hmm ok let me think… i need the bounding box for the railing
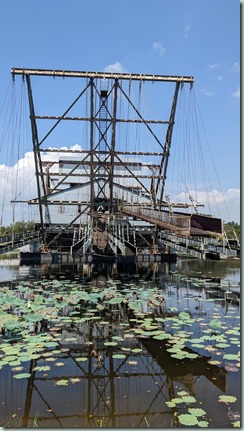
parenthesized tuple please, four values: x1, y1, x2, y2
(0, 231, 39, 255)
(160, 231, 238, 259)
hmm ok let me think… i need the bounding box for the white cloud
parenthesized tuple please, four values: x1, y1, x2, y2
(231, 62, 240, 73)
(152, 42, 166, 57)
(201, 88, 215, 97)
(104, 62, 126, 73)
(232, 87, 240, 98)
(208, 63, 219, 70)
(0, 145, 83, 226)
(184, 13, 191, 39)
(1, 149, 240, 226)
(176, 188, 240, 223)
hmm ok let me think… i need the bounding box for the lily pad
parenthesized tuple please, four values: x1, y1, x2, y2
(112, 354, 126, 359)
(104, 341, 118, 346)
(188, 408, 207, 417)
(13, 372, 32, 379)
(55, 379, 69, 386)
(178, 414, 198, 426)
(218, 395, 237, 404)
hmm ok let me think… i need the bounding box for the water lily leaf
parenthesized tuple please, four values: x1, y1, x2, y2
(33, 365, 51, 372)
(104, 341, 118, 346)
(153, 333, 171, 340)
(170, 352, 187, 360)
(215, 343, 230, 349)
(70, 377, 81, 384)
(76, 357, 88, 362)
(4, 355, 18, 363)
(181, 395, 197, 403)
(179, 311, 191, 321)
(34, 295, 43, 306)
(55, 379, 69, 386)
(107, 297, 123, 304)
(25, 313, 43, 323)
(171, 397, 184, 404)
(178, 414, 198, 426)
(131, 348, 143, 353)
(185, 353, 199, 359)
(167, 347, 181, 353)
(18, 356, 31, 363)
(9, 360, 22, 367)
(191, 343, 205, 349)
(209, 319, 222, 329)
(128, 301, 141, 312)
(198, 420, 209, 427)
(112, 354, 126, 359)
(165, 401, 176, 408)
(13, 372, 32, 379)
(78, 291, 91, 301)
(188, 408, 207, 417)
(223, 354, 239, 361)
(218, 395, 237, 404)
(45, 341, 58, 348)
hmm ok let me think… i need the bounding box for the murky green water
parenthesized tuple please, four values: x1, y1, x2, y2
(0, 258, 240, 428)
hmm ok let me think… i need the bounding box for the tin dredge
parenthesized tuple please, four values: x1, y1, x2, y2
(8, 68, 234, 264)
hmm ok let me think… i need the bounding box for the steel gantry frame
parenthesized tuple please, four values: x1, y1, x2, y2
(11, 68, 195, 254)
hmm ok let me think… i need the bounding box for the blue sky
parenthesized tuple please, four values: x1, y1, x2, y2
(0, 0, 240, 224)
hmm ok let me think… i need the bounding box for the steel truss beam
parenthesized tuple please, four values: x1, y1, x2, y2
(12, 67, 194, 84)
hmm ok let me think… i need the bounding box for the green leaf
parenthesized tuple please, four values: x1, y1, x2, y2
(178, 414, 198, 426)
(128, 301, 141, 312)
(165, 401, 176, 408)
(179, 311, 191, 321)
(185, 353, 199, 359)
(107, 297, 123, 304)
(171, 397, 184, 404)
(223, 354, 239, 361)
(25, 313, 43, 322)
(181, 395, 197, 403)
(104, 341, 118, 346)
(34, 295, 43, 306)
(13, 372, 32, 379)
(218, 395, 237, 404)
(33, 365, 51, 372)
(112, 354, 126, 359)
(55, 379, 69, 386)
(188, 408, 207, 417)
(209, 319, 221, 329)
(78, 291, 91, 301)
(131, 348, 143, 353)
(198, 420, 209, 427)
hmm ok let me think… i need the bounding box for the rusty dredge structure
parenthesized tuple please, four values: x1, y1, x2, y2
(11, 68, 223, 264)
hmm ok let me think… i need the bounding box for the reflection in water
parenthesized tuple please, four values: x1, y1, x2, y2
(0, 259, 240, 428)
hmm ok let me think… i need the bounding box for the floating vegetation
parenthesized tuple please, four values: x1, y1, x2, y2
(0, 266, 240, 428)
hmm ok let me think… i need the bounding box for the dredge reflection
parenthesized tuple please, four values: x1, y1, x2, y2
(0, 260, 238, 428)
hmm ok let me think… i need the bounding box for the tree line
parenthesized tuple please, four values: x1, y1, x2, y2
(0, 220, 240, 241)
(0, 221, 35, 237)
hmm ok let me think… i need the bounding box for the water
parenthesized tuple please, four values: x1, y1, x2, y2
(0, 258, 240, 428)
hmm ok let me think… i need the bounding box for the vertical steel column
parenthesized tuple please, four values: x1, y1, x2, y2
(89, 78, 95, 210)
(26, 74, 47, 246)
(109, 79, 118, 213)
(156, 81, 181, 207)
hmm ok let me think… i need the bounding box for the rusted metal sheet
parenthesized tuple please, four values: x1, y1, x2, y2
(190, 214, 222, 235)
(122, 206, 222, 237)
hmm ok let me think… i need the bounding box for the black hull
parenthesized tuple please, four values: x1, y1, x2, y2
(19, 251, 177, 266)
